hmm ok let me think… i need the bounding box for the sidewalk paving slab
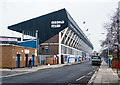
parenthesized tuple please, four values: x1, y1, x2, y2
(112, 68, 120, 78)
(88, 60, 120, 85)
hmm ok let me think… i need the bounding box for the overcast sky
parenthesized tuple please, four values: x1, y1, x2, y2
(0, 0, 119, 52)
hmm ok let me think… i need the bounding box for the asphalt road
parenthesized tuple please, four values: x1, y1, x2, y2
(1, 61, 99, 85)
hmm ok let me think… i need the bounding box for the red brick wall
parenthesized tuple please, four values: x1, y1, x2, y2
(39, 33, 59, 55)
(111, 59, 120, 69)
(39, 45, 59, 55)
(1, 45, 38, 68)
(46, 56, 57, 65)
(44, 34, 59, 43)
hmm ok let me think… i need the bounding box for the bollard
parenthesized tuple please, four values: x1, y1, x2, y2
(116, 63, 119, 74)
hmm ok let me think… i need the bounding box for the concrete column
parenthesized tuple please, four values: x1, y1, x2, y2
(21, 31, 24, 42)
(59, 32, 61, 64)
(36, 30, 38, 49)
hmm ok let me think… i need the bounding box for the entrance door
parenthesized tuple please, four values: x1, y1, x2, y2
(25, 54, 28, 67)
(32, 55, 34, 66)
(57, 57, 59, 64)
(61, 55, 64, 64)
(68, 57, 69, 63)
(16, 54, 20, 68)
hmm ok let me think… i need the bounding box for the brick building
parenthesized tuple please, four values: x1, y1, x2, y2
(0, 45, 37, 68)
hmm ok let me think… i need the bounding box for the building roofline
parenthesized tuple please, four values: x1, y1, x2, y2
(8, 8, 66, 33)
(0, 36, 20, 39)
(0, 44, 36, 49)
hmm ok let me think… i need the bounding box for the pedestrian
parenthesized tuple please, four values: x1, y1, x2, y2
(28, 59, 32, 68)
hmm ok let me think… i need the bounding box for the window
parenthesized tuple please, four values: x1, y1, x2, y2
(45, 47, 49, 54)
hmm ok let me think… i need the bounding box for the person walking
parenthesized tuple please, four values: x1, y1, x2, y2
(28, 59, 32, 68)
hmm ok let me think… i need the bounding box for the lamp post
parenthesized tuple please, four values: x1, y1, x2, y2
(36, 30, 39, 65)
(108, 40, 110, 67)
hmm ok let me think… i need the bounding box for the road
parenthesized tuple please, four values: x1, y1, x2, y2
(2, 61, 99, 85)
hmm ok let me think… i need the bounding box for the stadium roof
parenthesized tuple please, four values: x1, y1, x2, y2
(8, 8, 93, 49)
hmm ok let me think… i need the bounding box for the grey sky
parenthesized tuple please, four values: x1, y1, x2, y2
(0, 0, 119, 52)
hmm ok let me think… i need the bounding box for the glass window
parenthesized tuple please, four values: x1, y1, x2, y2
(45, 48, 48, 54)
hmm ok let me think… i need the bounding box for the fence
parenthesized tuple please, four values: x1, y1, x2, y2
(38, 55, 46, 65)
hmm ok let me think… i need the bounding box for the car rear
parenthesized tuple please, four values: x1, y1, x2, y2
(92, 56, 101, 65)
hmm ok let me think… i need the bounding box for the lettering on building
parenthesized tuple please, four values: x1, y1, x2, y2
(51, 20, 64, 28)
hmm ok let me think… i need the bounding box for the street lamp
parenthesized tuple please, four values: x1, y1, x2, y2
(108, 40, 110, 67)
(36, 30, 39, 65)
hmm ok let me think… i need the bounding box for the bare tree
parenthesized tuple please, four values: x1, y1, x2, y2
(101, 9, 120, 59)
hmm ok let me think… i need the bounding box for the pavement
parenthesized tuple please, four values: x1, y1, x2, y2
(0, 61, 84, 78)
(88, 60, 120, 85)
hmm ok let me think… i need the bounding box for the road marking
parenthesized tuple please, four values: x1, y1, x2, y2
(68, 83, 71, 85)
(87, 72, 92, 75)
(76, 75, 85, 81)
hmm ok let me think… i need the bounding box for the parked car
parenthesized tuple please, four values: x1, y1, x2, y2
(91, 56, 101, 65)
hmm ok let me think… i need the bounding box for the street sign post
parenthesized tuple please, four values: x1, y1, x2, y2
(116, 63, 119, 74)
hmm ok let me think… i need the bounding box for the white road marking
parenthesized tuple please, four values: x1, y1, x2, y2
(68, 83, 71, 85)
(76, 75, 85, 81)
(87, 72, 92, 75)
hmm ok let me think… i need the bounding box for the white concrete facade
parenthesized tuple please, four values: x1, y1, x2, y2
(59, 28, 93, 64)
